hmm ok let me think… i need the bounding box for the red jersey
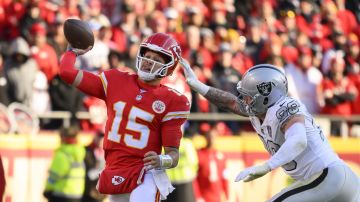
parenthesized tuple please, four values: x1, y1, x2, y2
(99, 70, 190, 167)
(99, 70, 190, 194)
(59, 52, 190, 194)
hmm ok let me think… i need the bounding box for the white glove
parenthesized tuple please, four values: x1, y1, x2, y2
(179, 59, 198, 84)
(67, 45, 92, 56)
(179, 58, 209, 95)
(235, 163, 271, 182)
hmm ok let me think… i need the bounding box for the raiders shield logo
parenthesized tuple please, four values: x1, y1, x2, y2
(257, 82, 272, 96)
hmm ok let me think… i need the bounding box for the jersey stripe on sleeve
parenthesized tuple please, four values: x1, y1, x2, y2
(100, 72, 108, 96)
(162, 111, 190, 122)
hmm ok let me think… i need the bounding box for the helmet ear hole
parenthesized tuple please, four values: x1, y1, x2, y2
(158, 68, 168, 77)
(263, 97, 269, 105)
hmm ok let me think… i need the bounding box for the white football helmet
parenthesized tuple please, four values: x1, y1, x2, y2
(236, 64, 288, 116)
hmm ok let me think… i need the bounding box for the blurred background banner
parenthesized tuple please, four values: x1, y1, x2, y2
(1, 134, 358, 202)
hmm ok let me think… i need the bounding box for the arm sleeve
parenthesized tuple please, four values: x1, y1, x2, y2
(267, 122, 307, 170)
(161, 118, 187, 148)
(59, 51, 105, 99)
(59, 51, 79, 84)
(161, 94, 190, 147)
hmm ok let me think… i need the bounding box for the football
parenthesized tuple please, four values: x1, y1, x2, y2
(63, 19, 94, 50)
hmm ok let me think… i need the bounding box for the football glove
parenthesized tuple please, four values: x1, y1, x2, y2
(179, 58, 198, 85)
(179, 58, 210, 95)
(235, 163, 271, 182)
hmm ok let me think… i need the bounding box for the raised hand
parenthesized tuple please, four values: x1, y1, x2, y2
(179, 58, 198, 84)
(178, 58, 209, 95)
(67, 44, 93, 56)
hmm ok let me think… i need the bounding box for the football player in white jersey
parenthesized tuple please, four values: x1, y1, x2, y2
(180, 60, 360, 202)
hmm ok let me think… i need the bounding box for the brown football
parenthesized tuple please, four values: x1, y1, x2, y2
(63, 19, 94, 50)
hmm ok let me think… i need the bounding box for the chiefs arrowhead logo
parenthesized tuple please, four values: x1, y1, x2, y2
(112, 176, 125, 185)
(152, 100, 166, 114)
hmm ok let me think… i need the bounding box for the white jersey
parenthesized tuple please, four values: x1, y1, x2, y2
(249, 96, 341, 180)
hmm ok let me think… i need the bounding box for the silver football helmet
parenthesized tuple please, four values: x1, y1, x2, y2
(236, 64, 288, 116)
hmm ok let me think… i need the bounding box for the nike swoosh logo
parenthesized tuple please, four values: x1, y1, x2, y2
(279, 101, 286, 107)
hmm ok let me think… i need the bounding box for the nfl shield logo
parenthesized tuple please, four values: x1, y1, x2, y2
(257, 82, 272, 96)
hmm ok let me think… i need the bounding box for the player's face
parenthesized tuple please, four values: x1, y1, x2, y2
(140, 50, 166, 73)
(242, 94, 253, 105)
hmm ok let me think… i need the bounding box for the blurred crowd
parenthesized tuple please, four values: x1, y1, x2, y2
(0, 0, 359, 136)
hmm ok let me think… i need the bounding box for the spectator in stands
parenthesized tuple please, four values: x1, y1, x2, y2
(257, 0, 281, 33)
(286, 47, 323, 114)
(295, 0, 322, 39)
(44, 126, 86, 202)
(244, 17, 265, 64)
(193, 123, 228, 202)
(30, 68, 51, 115)
(345, 0, 360, 22)
(110, 3, 136, 53)
(321, 0, 357, 36)
(81, 95, 106, 132)
(278, 8, 298, 46)
(164, 7, 186, 48)
(183, 25, 211, 114)
(48, 74, 84, 129)
(108, 50, 134, 73)
(122, 34, 140, 71)
(186, 5, 206, 27)
(0, 0, 27, 41)
(344, 33, 360, 75)
(320, 56, 357, 136)
(82, 130, 106, 202)
(29, 22, 59, 82)
(18, 2, 43, 43)
(47, 18, 68, 60)
(199, 28, 216, 66)
(230, 32, 253, 75)
(209, 42, 242, 134)
(4, 37, 38, 106)
(260, 33, 284, 64)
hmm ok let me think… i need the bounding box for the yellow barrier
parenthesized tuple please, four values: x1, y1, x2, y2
(0, 133, 359, 202)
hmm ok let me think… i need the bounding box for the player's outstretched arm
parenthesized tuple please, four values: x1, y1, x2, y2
(59, 49, 105, 99)
(235, 115, 307, 183)
(180, 58, 247, 116)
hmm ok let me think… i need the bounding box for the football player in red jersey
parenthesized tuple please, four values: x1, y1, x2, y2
(59, 33, 191, 202)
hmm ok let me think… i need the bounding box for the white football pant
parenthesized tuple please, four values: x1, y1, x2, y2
(268, 162, 360, 202)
